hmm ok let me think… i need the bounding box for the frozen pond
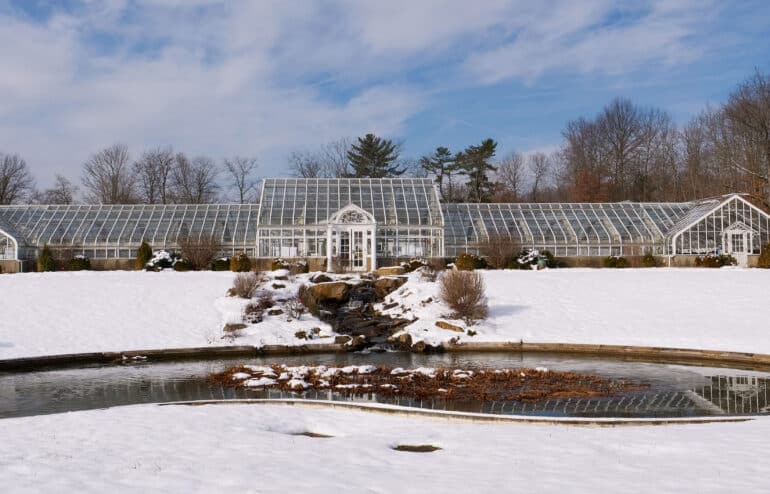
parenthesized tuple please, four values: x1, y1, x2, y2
(2, 352, 769, 419)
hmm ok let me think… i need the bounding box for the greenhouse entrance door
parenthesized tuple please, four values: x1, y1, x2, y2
(723, 226, 751, 267)
(326, 204, 377, 273)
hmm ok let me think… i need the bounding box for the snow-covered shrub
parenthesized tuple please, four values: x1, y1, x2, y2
(145, 250, 180, 271)
(603, 256, 629, 268)
(232, 272, 260, 299)
(134, 241, 153, 270)
(173, 259, 193, 271)
(758, 243, 770, 268)
(211, 257, 230, 271)
(271, 258, 309, 274)
(229, 252, 251, 272)
(641, 252, 658, 268)
(439, 270, 488, 325)
(401, 258, 428, 272)
(510, 249, 556, 269)
(695, 254, 736, 268)
(454, 252, 487, 271)
(67, 255, 91, 271)
(36, 244, 56, 272)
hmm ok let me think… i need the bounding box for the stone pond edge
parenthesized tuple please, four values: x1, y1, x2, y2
(3, 341, 770, 372)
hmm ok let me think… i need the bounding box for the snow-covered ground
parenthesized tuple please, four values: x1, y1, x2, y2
(2, 268, 769, 360)
(1, 402, 768, 493)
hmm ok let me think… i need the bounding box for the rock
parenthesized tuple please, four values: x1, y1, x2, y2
(411, 340, 427, 352)
(267, 308, 284, 316)
(334, 335, 352, 344)
(223, 323, 247, 333)
(435, 320, 464, 332)
(381, 301, 399, 311)
(271, 283, 286, 289)
(373, 276, 408, 300)
(350, 335, 367, 346)
(306, 281, 351, 304)
(310, 273, 333, 283)
(375, 266, 406, 276)
(226, 288, 237, 297)
(274, 275, 289, 281)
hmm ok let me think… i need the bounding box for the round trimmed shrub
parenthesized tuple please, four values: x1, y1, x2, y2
(230, 252, 252, 272)
(454, 253, 486, 271)
(173, 259, 193, 272)
(67, 255, 91, 271)
(211, 257, 231, 271)
(603, 256, 629, 268)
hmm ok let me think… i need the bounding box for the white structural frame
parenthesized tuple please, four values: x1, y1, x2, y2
(0, 226, 19, 261)
(325, 203, 377, 272)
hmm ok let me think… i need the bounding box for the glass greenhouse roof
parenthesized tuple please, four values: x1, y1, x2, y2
(0, 203, 258, 248)
(257, 178, 443, 228)
(442, 201, 694, 248)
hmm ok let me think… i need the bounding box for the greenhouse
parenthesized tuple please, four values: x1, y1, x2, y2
(0, 178, 768, 272)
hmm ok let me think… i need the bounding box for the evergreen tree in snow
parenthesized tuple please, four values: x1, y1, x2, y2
(456, 138, 498, 203)
(420, 146, 458, 201)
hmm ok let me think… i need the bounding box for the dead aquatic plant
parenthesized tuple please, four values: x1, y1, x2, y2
(209, 365, 647, 403)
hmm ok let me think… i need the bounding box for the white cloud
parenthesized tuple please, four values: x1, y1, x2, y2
(0, 0, 727, 188)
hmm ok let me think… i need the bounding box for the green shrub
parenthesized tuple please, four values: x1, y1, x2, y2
(694, 254, 736, 268)
(230, 252, 252, 272)
(173, 259, 193, 271)
(758, 243, 770, 268)
(135, 241, 153, 270)
(211, 257, 231, 271)
(67, 255, 91, 271)
(603, 256, 629, 268)
(37, 244, 56, 272)
(453, 253, 487, 271)
(509, 249, 558, 269)
(641, 252, 658, 268)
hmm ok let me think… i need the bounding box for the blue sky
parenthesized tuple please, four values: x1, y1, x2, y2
(1, 0, 769, 188)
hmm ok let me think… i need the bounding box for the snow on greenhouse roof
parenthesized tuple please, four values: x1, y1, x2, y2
(256, 178, 443, 227)
(0, 203, 259, 248)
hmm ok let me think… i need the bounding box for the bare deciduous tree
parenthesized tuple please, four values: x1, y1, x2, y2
(494, 151, 525, 202)
(177, 233, 221, 270)
(289, 138, 352, 178)
(42, 175, 78, 204)
(528, 152, 550, 201)
(724, 71, 770, 205)
(0, 153, 35, 204)
(133, 147, 175, 204)
(170, 153, 220, 204)
(223, 156, 259, 203)
(81, 144, 136, 204)
(478, 235, 520, 269)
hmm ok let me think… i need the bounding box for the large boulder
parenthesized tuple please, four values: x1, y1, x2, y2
(375, 266, 405, 277)
(299, 281, 352, 315)
(373, 276, 408, 300)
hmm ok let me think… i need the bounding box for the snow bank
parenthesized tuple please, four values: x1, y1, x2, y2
(2, 268, 770, 359)
(1, 403, 768, 493)
(0, 271, 235, 359)
(382, 268, 770, 355)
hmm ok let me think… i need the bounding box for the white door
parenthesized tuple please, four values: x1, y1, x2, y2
(350, 228, 366, 271)
(726, 231, 748, 267)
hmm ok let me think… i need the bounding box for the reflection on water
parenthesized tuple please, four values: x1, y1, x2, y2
(1, 352, 769, 419)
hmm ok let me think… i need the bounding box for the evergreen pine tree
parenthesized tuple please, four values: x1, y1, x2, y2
(419, 146, 457, 201)
(346, 133, 403, 178)
(457, 139, 498, 203)
(37, 244, 56, 272)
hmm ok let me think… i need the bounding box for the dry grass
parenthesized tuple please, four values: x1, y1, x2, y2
(232, 272, 261, 299)
(439, 270, 488, 324)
